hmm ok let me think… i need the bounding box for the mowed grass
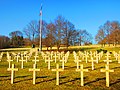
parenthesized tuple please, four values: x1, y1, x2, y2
(0, 46, 120, 90)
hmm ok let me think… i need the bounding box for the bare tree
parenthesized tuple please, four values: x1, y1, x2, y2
(77, 29, 92, 45)
(103, 21, 112, 46)
(23, 20, 39, 45)
(9, 30, 23, 47)
(54, 15, 65, 51)
(44, 22, 56, 50)
(0, 35, 10, 49)
(95, 21, 120, 46)
(63, 20, 75, 49)
(69, 30, 79, 46)
(95, 26, 106, 46)
(110, 21, 120, 46)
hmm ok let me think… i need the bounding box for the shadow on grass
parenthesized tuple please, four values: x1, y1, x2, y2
(0, 75, 11, 81)
(36, 76, 67, 84)
(85, 66, 91, 69)
(60, 76, 88, 85)
(94, 66, 105, 70)
(14, 78, 33, 83)
(110, 79, 120, 86)
(14, 75, 49, 84)
(112, 66, 120, 69)
(0, 75, 10, 77)
(60, 77, 80, 85)
(14, 75, 32, 83)
(84, 77, 105, 86)
(16, 75, 30, 78)
(64, 66, 77, 70)
(36, 78, 56, 84)
(36, 76, 48, 79)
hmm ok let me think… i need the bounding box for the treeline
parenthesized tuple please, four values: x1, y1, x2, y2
(95, 21, 120, 46)
(1, 16, 120, 49)
(0, 15, 92, 49)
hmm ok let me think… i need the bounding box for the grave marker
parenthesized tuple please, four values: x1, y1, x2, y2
(24, 55, 29, 62)
(76, 64, 88, 86)
(89, 51, 93, 59)
(74, 56, 82, 69)
(32, 56, 39, 64)
(29, 64, 40, 84)
(44, 55, 50, 63)
(60, 56, 66, 69)
(52, 64, 64, 85)
(16, 54, 20, 62)
(100, 64, 114, 87)
(19, 55, 26, 69)
(84, 54, 89, 63)
(104, 53, 112, 65)
(45, 57, 53, 69)
(53, 52, 58, 63)
(89, 57, 96, 70)
(7, 64, 18, 84)
(7, 56, 13, 68)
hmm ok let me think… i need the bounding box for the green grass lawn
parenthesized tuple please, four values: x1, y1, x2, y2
(0, 46, 120, 90)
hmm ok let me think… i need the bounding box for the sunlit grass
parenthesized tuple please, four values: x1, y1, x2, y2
(0, 45, 120, 90)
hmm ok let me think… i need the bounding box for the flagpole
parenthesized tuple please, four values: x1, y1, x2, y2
(39, 4, 42, 52)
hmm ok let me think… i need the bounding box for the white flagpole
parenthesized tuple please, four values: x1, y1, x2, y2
(39, 4, 42, 52)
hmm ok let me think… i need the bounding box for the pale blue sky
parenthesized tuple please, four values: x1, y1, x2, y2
(0, 0, 120, 43)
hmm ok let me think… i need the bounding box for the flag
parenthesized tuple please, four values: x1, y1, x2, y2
(40, 4, 42, 16)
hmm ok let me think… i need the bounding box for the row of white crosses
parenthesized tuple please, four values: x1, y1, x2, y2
(73, 51, 98, 70)
(75, 51, 114, 87)
(78, 51, 103, 64)
(6, 50, 114, 87)
(7, 62, 64, 85)
(41, 51, 69, 70)
(6, 49, 39, 69)
(7, 63, 114, 87)
(77, 51, 113, 71)
(7, 63, 39, 84)
(2, 50, 116, 86)
(42, 51, 65, 63)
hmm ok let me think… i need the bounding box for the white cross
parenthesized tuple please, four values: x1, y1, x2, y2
(29, 64, 40, 84)
(50, 52, 53, 60)
(53, 52, 58, 63)
(95, 54, 99, 63)
(100, 65, 114, 87)
(57, 52, 61, 60)
(76, 64, 88, 86)
(7, 64, 18, 84)
(24, 55, 29, 62)
(16, 54, 20, 62)
(74, 56, 82, 69)
(89, 57, 96, 70)
(52, 64, 64, 85)
(89, 51, 93, 59)
(44, 55, 50, 63)
(7, 56, 13, 68)
(104, 54, 112, 65)
(60, 56, 66, 69)
(45, 57, 53, 69)
(32, 56, 39, 64)
(84, 54, 89, 63)
(19, 55, 26, 69)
